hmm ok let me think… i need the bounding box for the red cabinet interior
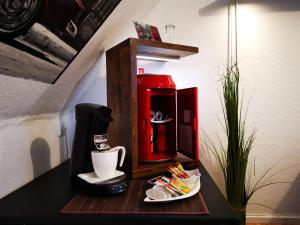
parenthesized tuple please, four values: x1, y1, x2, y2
(137, 74, 198, 163)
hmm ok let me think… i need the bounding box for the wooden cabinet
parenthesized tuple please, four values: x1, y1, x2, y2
(106, 38, 199, 178)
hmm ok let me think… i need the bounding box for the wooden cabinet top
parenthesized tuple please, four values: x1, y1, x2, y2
(107, 38, 198, 60)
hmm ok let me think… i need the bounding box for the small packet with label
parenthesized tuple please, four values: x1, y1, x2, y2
(147, 176, 170, 186)
(147, 176, 182, 197)
(170, 178, 190, 194)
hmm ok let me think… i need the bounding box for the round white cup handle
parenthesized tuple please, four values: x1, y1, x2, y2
(115, 146, 126, 167)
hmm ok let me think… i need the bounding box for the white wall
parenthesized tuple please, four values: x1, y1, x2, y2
(0, 113, 65, 198)
(236, 1, 300, 222)
(0, 73, 70, 199)
(60, 55, 108, 155)
(0, 47, 103, 198)
(62, 0, 300, 223)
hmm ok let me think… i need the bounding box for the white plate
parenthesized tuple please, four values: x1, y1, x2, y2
(144, 169, 201, 203)
(77, 170, 124, 184)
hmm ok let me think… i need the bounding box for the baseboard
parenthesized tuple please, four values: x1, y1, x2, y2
(247, 214, 300, 224)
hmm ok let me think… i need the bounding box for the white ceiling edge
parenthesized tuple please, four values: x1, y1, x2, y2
(0, 0, 160, 120)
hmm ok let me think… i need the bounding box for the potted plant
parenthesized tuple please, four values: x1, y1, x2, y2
(207, 62, 283, 225)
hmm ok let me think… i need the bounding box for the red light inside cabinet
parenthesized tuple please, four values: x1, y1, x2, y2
(137, 74, 198, 162)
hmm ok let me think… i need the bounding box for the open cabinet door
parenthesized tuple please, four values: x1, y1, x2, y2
(177, 87, 198, 160)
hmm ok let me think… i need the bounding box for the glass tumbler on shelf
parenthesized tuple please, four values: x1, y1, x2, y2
(165, 24, 175, 43)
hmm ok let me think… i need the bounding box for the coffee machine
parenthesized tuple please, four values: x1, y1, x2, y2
(70, 103, 128, 195)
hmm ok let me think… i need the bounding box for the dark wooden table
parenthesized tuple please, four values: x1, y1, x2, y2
(0, 160, 238, 225)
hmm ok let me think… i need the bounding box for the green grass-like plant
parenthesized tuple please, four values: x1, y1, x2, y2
(207, 62, 288, 224)
(220, 62, 255, 209)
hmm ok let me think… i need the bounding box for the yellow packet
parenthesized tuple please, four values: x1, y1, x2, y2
(170, 178, 190, 194)
(176, 162, 190, 178)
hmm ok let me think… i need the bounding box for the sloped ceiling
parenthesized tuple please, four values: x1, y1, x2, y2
(0, 0, 160, 119)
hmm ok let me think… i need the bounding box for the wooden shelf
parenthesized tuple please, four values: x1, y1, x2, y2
(107, 38, 198, 61)
(133, 38, 198, 59)
(133, 153, 200, 178)
(106, 38, 199, 178)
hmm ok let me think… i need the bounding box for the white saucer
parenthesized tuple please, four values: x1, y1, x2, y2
(77, 170, 124, 184)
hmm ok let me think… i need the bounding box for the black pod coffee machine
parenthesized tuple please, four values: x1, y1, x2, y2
(70, 103, 127, 195)
(70, 103, 112, 178)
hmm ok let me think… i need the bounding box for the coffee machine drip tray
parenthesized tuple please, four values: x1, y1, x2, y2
(76, 174, 128, 196)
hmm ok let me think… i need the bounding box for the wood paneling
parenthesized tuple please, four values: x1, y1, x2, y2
(106, 42, 133, 175)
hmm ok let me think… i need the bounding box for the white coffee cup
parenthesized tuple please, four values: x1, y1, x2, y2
(91, 146, 126, 178)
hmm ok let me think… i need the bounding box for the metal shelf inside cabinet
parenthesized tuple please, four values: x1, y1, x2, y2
(151, 118, 173, 123)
